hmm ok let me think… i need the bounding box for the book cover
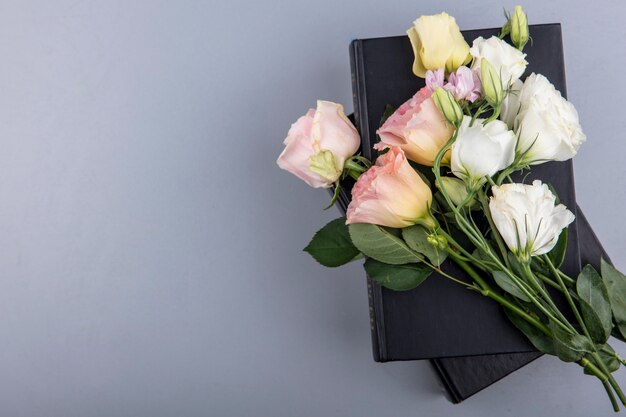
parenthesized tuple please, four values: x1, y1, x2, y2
(348, 23, 581, 361)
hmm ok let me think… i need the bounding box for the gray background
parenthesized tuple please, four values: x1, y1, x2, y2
(0, 0, 624, 416)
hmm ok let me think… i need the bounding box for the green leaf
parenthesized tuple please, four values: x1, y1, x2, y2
(549, 321, 594, 362)
(578, 299, 610, 345)
(584, 344, 620, 375)
(304, 218, 360, 267)
(402, 225, 447, 266)
(492, 271, 531, 302)
(503, 307, 555, 355)
(576, 265, 612, 344)
(601, 259, 626, 340)
(547, 228, 568, 269)
(349, 223, 423, 265)
(364, 258, 432, 291)
(472, 248, 491, 264)
(507, 252, 526, 278)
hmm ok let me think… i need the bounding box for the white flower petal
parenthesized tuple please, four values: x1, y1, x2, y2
(489, 180, 575, 258)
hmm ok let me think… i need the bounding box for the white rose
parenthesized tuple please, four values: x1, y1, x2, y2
(470, 36, 527, 86)
(514, 73, 586, 165)
(489, 180, 575, 261)
(451, 116, 516, 188)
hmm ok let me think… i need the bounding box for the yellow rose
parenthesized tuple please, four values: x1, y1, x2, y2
(407, 13, 471, 78)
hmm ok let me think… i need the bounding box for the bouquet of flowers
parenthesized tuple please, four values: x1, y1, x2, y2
(277, 6, 626, 411)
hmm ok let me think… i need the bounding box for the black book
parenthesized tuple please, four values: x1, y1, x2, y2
(348, 23, 581, 361)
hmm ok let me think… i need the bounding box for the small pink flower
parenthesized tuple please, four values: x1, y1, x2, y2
(425, 68, 445, 92)
(447, 66, 482, 102)
(346, 147, 433, 228)
(277, 101, 360, 188)
(376, 87, 454, 166)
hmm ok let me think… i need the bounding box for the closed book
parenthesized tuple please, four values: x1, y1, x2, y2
(348, 23, 581, 361)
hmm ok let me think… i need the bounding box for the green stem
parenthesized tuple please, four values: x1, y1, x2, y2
(496, 167, 514, 186)
(432, 134, 488, 248)
(603, 380, 621, 413)
(437, 229, 494, 270)
(545, 256, 626, 405)
(449, 253, 551, 336)
(402, 244, 474, 290)
(522, 263, 576, 333)
(477, 188, 510, 269)
(557, 269, 576, 287)
(484, 106, 501, 124)
(581, 358, 620, 412)
(470, 105, 486, 126)
(480, 248, 571, 333)
(535, 271, 575, 296)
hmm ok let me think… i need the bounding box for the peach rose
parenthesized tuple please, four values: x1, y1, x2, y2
(376, 87, 454, 166)
(346, 147, 433, 228)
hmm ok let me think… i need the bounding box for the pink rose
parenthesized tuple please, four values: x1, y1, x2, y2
(277, 101, 360, 188)
(346, 147, 433, 228)
(376, 87, 454, 166)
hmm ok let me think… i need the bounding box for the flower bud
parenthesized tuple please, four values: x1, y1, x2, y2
(480, 58, 504, 108)
(432, 87, 463, 127)
(510, 6, 529, 50)
(435, 176, 477, 208)
(427, 233, 448, 250)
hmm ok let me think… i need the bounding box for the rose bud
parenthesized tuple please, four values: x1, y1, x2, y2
(479, 58, 505, 109)
(376, 87, 454, 166)
(407, 12, 471, 78)
(510, 5, 529, 50)
(435, 176, 477, 208)
(277, 100, 360, 188)
(346, 147, 435, 229)
(489, 180, 575, 262)
(432, 87, 463, 127)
